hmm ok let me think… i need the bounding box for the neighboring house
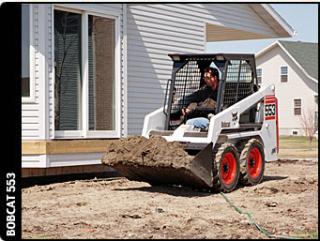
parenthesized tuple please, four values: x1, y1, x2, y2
(255, 41, 318, 136)
(22, 3, 294, 174)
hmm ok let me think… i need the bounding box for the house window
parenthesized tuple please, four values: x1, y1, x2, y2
(54, 8, 119, 137)
(21, 4, 30, 98)
(280, 66, 288, 82)
(88, 15, 115, 131)
(294, 99, 301, 115)
(256, 68, 262, 84)
(54, 10, 82, 131)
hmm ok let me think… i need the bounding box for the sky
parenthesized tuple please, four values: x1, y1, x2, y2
(206, 4, 318, 54)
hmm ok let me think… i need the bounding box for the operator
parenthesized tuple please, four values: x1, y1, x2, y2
(182, 66, 220, 130)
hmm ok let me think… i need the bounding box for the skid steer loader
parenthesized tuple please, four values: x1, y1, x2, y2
(102, 53, 279, 192)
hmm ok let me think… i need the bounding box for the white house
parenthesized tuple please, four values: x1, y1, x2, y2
(22, 3, 294, 175)
(255, 41, 318, 136)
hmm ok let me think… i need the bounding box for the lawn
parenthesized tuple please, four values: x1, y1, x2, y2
(278, 135, 318, 159)
(279, 135, 318, 149)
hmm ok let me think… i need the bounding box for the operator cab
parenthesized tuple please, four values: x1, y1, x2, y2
(164, 53, 259, 131)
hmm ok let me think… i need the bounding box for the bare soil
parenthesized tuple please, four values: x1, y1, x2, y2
(22, 159, 318, 239)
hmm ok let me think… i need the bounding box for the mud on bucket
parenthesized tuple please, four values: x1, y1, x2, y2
(101, 136, 214, 189)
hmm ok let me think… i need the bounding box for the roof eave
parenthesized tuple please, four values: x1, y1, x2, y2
(255, 41, 279, 58)
(249, 4, 296, 38)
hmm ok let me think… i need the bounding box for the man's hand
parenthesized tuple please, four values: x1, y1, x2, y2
(181, 107, 192, 116)
(182, 102, 197, 116)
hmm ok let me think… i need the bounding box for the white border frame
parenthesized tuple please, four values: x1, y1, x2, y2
(53, 5, 121, 139)
(22, 4, 35, 103)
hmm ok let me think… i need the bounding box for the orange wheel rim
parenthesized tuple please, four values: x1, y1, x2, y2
(248, 147, 262, 179)
(220, 152, 237, 185)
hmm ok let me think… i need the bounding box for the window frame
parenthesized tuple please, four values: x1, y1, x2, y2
(293, 99, 301, 116)
(280, 66, 288, 83)
(22, 4, 36, 103)
(53, 6, 121, 139)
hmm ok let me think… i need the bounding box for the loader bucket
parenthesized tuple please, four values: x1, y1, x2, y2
(101, 136, 214, 189)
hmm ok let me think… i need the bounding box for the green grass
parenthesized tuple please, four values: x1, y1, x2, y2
(291, 230, 318, 239)
(279, 135, 318, 149)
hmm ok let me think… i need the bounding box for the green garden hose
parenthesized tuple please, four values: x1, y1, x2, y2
(220, 192, 306, 239)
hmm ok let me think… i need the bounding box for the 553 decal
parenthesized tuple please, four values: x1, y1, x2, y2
(264, 96, 277, 120)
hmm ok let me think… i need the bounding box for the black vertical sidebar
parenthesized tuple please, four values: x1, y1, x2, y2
(0, 2, 22, 240)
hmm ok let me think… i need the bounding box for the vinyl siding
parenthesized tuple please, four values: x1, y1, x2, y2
(127, 4, 204, 135)
(22, 5, 41, 140)
(48, 5, 54, 138)
(126, 3, 274, 135)
(22, 155, 47, 168)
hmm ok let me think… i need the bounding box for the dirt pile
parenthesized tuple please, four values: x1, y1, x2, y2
(101, 136, 212, 188)
(101, 136, 193, 168)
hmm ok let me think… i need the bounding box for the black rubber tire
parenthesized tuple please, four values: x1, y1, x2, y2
(212, 142, 240, 193)
(239, 139, 265, 186)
